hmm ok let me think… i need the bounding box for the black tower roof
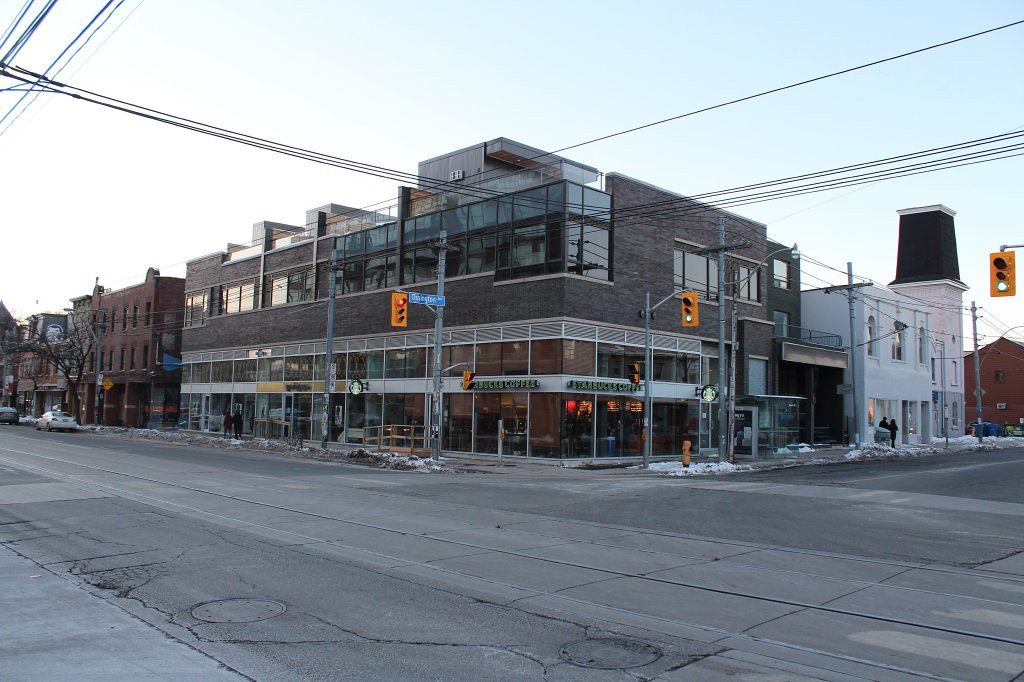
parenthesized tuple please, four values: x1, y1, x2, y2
(889, 205, 965, 286)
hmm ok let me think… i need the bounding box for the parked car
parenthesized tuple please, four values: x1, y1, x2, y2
(0, 407, 19, 425)
(35, 411, 79, 432)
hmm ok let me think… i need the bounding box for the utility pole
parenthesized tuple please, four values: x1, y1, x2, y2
(822, 269, 872, 447)
(1, 328, 12, 408)
(970, 301, 984, 444)
(716, 216, 727, 458)
(846, 263, 859, 448)
(93, 307, 105, 425)
(640, 288, 686, 468)
(430, 228, 448, 463)
(321, 249, 339, 449)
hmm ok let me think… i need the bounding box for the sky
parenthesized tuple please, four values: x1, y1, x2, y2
(1, 0, 1022, 345)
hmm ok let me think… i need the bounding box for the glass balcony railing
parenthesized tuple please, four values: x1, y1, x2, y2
(410, 161, 603, 217)
(775, 325, 843, 348)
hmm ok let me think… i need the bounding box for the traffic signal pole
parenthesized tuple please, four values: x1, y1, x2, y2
(93, 307, 104, 425)
(640, 288, 689, 468)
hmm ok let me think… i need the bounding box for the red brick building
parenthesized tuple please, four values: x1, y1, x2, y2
(964, 337, 1024, 432)
(80, 268, 185, 427)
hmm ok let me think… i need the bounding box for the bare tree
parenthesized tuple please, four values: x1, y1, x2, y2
(15, 311, 95, 420)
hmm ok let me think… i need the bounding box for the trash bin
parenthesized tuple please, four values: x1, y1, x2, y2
(873, 428, 891, 444)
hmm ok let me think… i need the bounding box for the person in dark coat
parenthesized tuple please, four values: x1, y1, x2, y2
(223, 411, 233, 439)
(878, 417, 889, 432)
(889, 419, 899, 447)
(233, 408, 243, 439)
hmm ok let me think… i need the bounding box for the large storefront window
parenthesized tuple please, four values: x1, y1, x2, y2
(346, 393, 382, 444)
(444, 393, 473, 452)
(596, 396, 644, 457)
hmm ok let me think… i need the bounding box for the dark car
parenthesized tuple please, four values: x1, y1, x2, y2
(0, 407, 18, 425)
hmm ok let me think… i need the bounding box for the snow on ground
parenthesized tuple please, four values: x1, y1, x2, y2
(845, 436, 1024, 461)
(639, 460, 756, 476)
(75, 426, 443, 471)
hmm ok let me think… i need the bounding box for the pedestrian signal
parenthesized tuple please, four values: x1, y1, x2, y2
(989, 251, 1016, 297)
(460, 370, 476, 390)
(390, 292, 409, 327)
(629, 362, 641, 385)
(681, 290, 699, 327)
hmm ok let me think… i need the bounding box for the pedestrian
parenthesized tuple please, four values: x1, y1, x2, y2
(233, 407, 243, 439)
(878, 417, 889, 431)
(223, 411, 233, 439)
(889, 418, 899, 448)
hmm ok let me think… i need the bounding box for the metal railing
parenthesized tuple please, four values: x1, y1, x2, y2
(775, 325, 843, 348)
(363, 424, 430, 457)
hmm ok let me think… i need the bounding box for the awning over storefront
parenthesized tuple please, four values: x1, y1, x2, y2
(780, 341, 848, 369)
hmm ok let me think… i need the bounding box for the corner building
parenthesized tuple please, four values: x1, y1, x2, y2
(181, 139, 775, 459)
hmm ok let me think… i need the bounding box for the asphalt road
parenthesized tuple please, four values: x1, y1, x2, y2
(2, 427, 1023, 681)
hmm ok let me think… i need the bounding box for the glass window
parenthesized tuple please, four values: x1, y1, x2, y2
(675, 251, 718, 298)
(546, 182, 565, 208)
(497, 196, 513, 225)
(597, 343, 626, 379)
(563, 340, 595, 376)
(364, 256, 389, 290)
(416, 213, 440, 244)
(344, 231, 365, 256)
(748, 358, 767, 394)
(192, 361, 211, 383)
(512, 224, 547, 278)
(502, 341, 529, 375)
(531, 339, 561, 374)
(773, 259, 790, 289)
(442, 207, 468, 237)
(234, 359, 257, 382)
(919, 327, 927, 364)
(342, 261, 364, 294)
(446, 240, 466, 278)
(184, 292, 207, 327)
(415, 248, 438, 283)
(211, 360, 232, 383)
(468, 200, 497, 231)
(465, 235, 495, 274)
(257, 357, 283, 382)
(675, 354, 700, 383)
(348, 351, 384, 380)
(891, 322, 904, 361)
(529, 393, 559, 457)
(495, 228, 513, 281)
(566, 183, 584, 214)
(474, 392, 500, 454)
(514, 187, 546, 222)
(443, 393, 473, 452)
(951, 360, 958, 385)
(773, 310, 790, 337)
(475, 343, 501, 376)
(735, 264, 760, 302)
(867, 316, 877, 357)
(284, 354, 313, 381)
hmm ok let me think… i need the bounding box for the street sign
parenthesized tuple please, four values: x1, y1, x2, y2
(408, 292, 446, 306)
(96, 372, 104, 385)
(102, 379, 113, 390)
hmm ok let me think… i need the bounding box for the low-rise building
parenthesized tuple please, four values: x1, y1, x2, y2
(181, 138, 788, 459)
(80, 268, 185, 427)
(964, 337, 1024, 431)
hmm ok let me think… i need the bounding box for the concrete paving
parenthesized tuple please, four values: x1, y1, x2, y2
(0, 543, 241, 680)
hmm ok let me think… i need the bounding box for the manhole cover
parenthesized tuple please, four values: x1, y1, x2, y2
(559, 638, 662, 669)
(190, 599, 286, 623)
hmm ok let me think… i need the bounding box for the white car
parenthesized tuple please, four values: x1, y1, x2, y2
(35, 411, 79, 432)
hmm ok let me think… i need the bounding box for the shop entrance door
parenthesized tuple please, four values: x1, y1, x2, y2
(201, 394, 211, 432)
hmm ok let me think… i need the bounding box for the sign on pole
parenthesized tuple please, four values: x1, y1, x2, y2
(408, 292, 446, 306)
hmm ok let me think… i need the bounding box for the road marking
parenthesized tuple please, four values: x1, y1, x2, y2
(849, 630, 1024, 674)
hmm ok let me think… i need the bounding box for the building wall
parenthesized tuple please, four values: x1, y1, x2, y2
(964, 337, 1024, 428)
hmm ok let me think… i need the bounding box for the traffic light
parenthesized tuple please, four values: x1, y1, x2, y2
(390, 292, 409, 326)
(460, 370, 476, 390)
(629, 362, 641, 385)
(681, 290, 699, 327)
(989, 251, 1016, 297)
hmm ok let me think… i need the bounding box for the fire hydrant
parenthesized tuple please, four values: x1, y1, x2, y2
(681, 440, 692, 467)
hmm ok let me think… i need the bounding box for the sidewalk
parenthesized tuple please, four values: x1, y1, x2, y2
(0, 544, 240, 680)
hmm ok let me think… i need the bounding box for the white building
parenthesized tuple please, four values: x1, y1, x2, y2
(802, 205, 967, 446)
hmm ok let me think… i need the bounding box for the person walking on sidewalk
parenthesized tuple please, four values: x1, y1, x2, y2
(222, 411, 233, 439)
(232, 408, 243, 439)
(889, 419, 899, 448)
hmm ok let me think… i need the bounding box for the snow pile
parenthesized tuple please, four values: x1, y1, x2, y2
(79, 427, 442, 471)
(931, 435, 1024, 450)
(642, 460, 755, 476)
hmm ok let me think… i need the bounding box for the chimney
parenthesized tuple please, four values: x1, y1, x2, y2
(889, 205, 964, 286)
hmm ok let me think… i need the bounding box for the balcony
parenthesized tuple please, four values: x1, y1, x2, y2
(776, 325, 847, 369)
(775, 325, 842, 348)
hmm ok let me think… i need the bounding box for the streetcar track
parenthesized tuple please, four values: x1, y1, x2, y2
(3, 439, 1024, 657)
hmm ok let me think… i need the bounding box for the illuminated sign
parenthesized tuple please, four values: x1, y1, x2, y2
(566, 379, 643, 392)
